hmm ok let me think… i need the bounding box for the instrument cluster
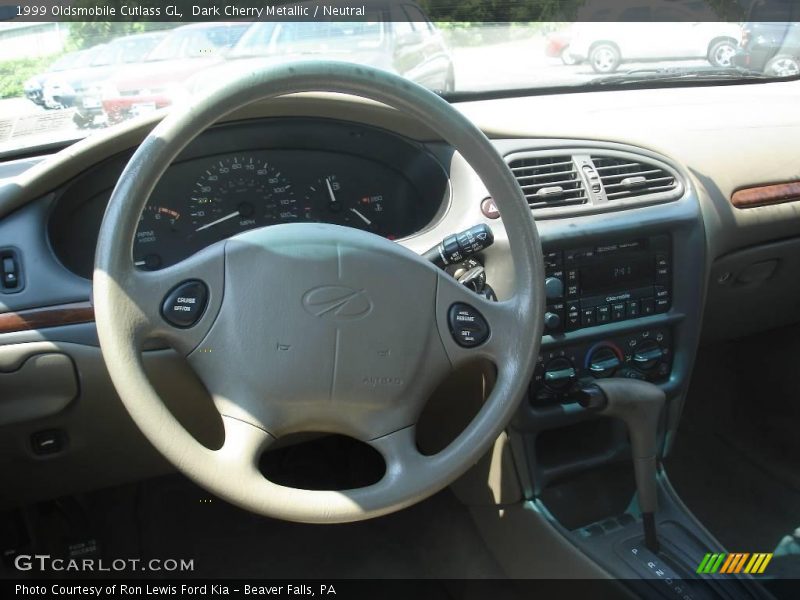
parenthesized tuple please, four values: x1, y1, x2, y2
(134, 150, 427, 270)
(48, 119, 451, 277)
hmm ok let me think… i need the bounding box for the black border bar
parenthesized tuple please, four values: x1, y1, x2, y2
(2, 0, 800, 23)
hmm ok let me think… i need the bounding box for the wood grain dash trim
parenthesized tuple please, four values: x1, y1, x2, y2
(731, 181, 800, 209)
(0, 302, 94, 334)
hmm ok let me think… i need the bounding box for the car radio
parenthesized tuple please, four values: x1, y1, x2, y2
(542, 235, 671, 333)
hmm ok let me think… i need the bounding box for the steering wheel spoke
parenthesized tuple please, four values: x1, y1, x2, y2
(434, 268, 527, 370)
(217, 415, 276, 468)
(369, 425, 428, 479)
(98, 243, 226, 355)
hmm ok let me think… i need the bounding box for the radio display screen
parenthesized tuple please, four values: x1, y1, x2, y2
(580, 255, 653, 294)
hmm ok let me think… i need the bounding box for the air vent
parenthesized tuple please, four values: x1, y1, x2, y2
(591, 156, 679, 200)
(508, 155, 588, 209)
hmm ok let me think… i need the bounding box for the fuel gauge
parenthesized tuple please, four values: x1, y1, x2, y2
(307, 175, 344, 215)
(304, 174, 391, 235)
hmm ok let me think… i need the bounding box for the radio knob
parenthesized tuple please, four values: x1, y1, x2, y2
(543, 357, 576, 391)
(544, 311, 562, 331)
(588, 345, 622, 378)
(545, 277, 564, 300)
(633, 340, 664, 371)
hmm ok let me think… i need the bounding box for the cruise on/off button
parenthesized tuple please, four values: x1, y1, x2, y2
(161, 280, 209, 328)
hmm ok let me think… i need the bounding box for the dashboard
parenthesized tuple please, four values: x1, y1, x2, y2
(1, 83, 800, 517)
(48, 119, 451, 277)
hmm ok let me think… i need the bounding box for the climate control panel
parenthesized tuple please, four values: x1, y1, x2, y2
(530, 328, 672, 406)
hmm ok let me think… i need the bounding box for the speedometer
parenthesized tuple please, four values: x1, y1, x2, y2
(189, 155, 296, 236)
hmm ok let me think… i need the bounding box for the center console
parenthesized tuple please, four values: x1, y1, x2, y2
(530, 234, 675, 406)
(506, 223, 770, 596)
(508, 223, 768, 596)
(461, 139, 774, 597)
(511, 220, 692, 491)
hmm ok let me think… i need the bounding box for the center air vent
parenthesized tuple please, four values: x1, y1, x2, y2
(502, 147, 684, 217)
(591, 156, 679, 200)
(507, 155, 588, 209)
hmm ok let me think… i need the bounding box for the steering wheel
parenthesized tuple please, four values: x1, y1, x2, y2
(93, 62, 545, 523)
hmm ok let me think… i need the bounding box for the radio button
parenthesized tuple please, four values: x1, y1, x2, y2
(655, 298, 670, 313)
(565, 247, 594, 264)
(641, 297, 656, 315)
(566, 284, 579, 299)
(544, 312, 562, 332)
(597, 305, 612, 324)
(545, 277, 564, 300)
(544, 250, 563, 268)
(655, 253, 669, 268)
(581, 307, 596, 327)
(626, 300, 641, 319)
(655, 285, 670, 299)
(611, 303, 626, 321)
(565, 301, 581, 330)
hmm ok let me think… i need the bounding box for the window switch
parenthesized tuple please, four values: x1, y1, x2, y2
(3, 258, 17, 288)
(1, 250, 22, 291)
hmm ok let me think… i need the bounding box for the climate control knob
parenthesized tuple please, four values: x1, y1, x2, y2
(633, 340, 664, 371)
(543, 357, 576, 391)
(587, 345, 622, 378)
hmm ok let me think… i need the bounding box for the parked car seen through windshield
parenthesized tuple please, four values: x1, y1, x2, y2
(0, 3, 798, 152)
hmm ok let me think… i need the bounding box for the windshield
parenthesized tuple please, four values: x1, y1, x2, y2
(145, 25, 248, 61)
(89, 35, 164, 67)
(50, 53, 82, 72)
(1, 1, 799, 153)
(231, 21, 386, 58)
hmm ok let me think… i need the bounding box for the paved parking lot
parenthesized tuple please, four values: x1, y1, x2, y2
(0, 33, 713, 148)
(452, 36, 709, 91)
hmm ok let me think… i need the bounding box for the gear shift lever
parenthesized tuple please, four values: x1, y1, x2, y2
(577, 379, 665, 553)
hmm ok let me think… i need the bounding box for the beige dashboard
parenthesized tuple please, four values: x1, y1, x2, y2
(0, 79, 799, 507)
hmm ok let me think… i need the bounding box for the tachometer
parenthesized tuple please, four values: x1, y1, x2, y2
(134, 205, 181, 270)
(189, 156, 295, 235)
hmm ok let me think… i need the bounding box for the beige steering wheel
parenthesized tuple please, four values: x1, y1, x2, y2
(93, 61, 545, 523)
